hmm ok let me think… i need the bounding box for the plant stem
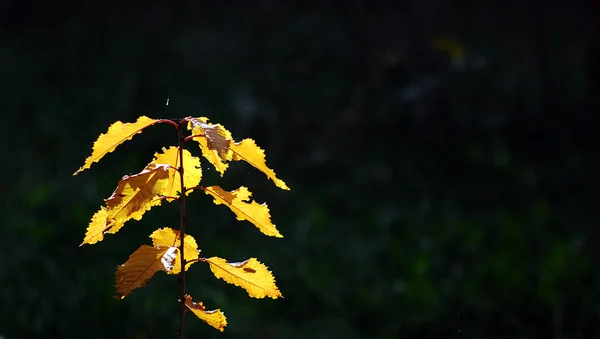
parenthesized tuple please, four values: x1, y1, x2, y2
(177, 120, 187, 339)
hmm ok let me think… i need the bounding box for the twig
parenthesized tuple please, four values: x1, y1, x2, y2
(177, 120, 187, 339)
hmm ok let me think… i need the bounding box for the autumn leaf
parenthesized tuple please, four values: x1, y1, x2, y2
(187, 117, 289, 190)
(229, 138, 289, 190)
(74, 116, 158, 175)
(151, 146, 202, 201)
(187, 117, 232, 175)
(203, 185, 282, 237)
(150, 227, 200, 274)
(80, 163, 171, 245)
(184, 295, 227, 332)
(116, 245, 177, 298)
(105, 163, 171, 233)
(206, 257, 282, 299)
(81, 207, 108, 246)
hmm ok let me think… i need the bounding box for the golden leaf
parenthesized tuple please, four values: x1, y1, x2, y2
(229, 138, 289, 190)
(184, 294, 227, 332)
(187, 117, 289, 190)
(116, 245, 177, 299)
(104, 163, 171, 234)
(206, 257, 282, 299)
(80, 163, 171, 245)
(150, 227, 200, 274)
(187, 117, 232, 176)
(151, 146, 202, 201)
(204, 185, 282, 237)
(81, 207, 108, 246)
(74, 116, 158, 175)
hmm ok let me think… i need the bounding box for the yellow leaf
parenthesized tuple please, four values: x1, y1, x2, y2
(151, 146, 202, 201)
(116, 245, 177, 298)
(104, 163, 171, 235)
(81, 163, 171, 245)
(187, 117, 232, 176)
(74, 116, 158, 175)
(206, 257, 282, 299)
(150, 227, 200, 274)
(187, 117, 289, 190)
(81, 206, 108, 246)
(229, 138, 289, 190)
(184, 294, 227, 332)
(204, 185, 282, 237)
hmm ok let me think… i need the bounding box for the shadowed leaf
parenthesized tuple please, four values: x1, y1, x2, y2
(187, 117, 232, 175)
(206, 257, 282, 299)
(116, 245, 177, 298)
(105, 163, 171, 233)
(74, 116, 158, 175)
(81, 163, 171, 245)
(204, 185, 282, 237)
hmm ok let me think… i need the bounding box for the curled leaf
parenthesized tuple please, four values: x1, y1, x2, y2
(150, 227, 200, 274)
(74, 116, 158, 175)
(187, 117, 289, 190)
(184, 295, 227, 332)
(204, 185, 282, 237)
(116, 245, 177, 299)
(187, 117, 232, 175)
(206, 257, 282, 299)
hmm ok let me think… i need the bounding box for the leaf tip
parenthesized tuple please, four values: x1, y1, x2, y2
(277, 181, 290, 191)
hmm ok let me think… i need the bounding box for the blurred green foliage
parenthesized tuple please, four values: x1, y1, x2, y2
(0, 1, 597, 338)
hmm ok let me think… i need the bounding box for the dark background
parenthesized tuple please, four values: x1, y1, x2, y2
(1, 1, 598, 338)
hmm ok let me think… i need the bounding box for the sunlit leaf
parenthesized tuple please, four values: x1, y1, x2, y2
(204, 185, 282, 237)
(80, 163, 171, 245)
(206, 257, 282, 299)
(229, 138, 289, 190)
(184, 294, 227, 331)
(150, 227, 200, 274)
(81, 207, 108, 246)
(187, 117, 232, 175)
(116, 245, 177, 298)
(151, 146, 202, 200)
(187, 117, 289, 190)
(74, 116, 158, 175)
(105, 163, 171, 232)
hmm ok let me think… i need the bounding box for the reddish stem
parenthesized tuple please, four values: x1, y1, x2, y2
(177, 119, 188, 339)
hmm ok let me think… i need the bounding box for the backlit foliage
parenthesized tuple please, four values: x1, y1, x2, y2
(74, 116, 288, 333)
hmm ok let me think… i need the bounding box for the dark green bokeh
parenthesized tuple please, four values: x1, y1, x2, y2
(1, 2, 597, 338)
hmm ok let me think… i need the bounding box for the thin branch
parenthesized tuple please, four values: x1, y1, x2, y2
(177, 121, 187, 339)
